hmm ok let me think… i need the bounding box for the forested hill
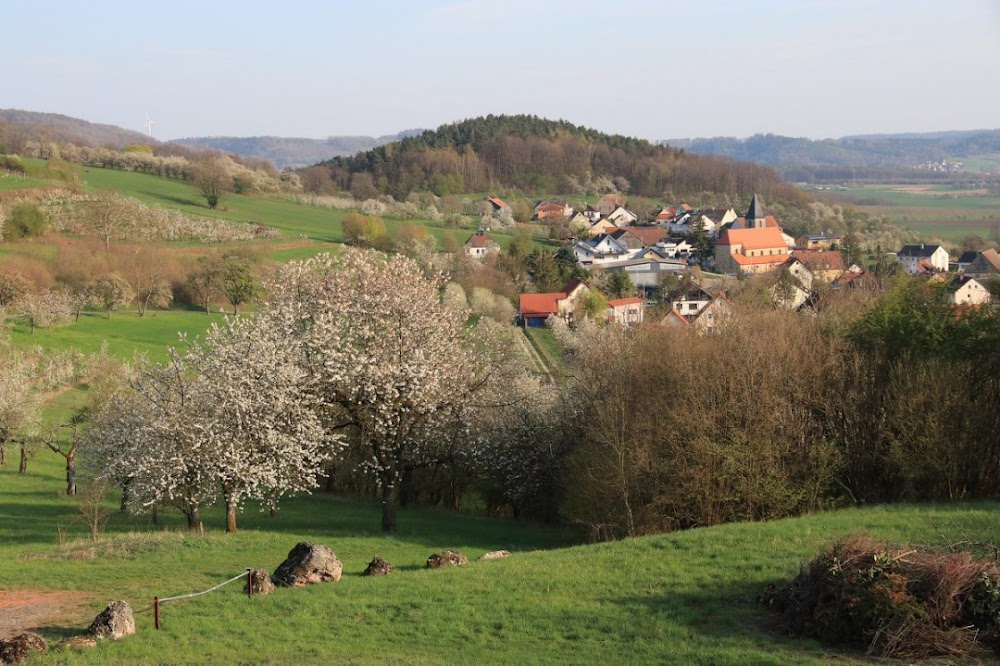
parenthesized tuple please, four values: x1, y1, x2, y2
(318, 114, 805, 202)
(0, 108, 153, 148)
(169, 130, 423, 169)
(664, 130, 1000, 170)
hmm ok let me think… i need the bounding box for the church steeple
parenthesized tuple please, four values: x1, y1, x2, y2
(746, 193, 765, 229)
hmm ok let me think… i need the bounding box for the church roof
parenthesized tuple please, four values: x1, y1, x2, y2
(745, 193, 765, 222)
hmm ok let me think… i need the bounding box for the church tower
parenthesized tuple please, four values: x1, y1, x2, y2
(745, 193, 766, 229)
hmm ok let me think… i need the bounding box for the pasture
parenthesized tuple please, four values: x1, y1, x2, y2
(5, 443, 1000, 664)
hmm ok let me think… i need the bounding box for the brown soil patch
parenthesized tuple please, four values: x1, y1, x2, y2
(0, 590, 93, 639)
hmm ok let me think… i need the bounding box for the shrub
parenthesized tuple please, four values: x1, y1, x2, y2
(763, 534, 1000, 659)
(3, 202, 48, 240)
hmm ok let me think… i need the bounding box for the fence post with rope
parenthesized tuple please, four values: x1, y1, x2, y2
(153, 568, 255, 630)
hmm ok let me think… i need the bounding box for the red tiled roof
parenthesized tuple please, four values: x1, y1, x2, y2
(465, 232, 499, 248)
(791, 249, 845, 271)
(617, 226, 666, 246)
(488, 196, 508, 209)
(718, 226, 788, 251)
(519, 292, 565, 318)
(607, 297, 644, 307)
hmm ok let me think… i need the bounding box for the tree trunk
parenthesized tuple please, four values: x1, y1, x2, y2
(66, 458, 77, 496)
(19, 443, 28, 474)
(0, 442, 6, 466)
(120, 478, 131, 513)
(381, 482, 398, 533)
(187, 504, 203, 533)
(224, 492, 238, 533)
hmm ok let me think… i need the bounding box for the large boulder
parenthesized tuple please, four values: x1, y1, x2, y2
(272, 542, 343, 587)
(426, 550, 469, 569)
(86, 600, 135, 640)
(478, 550, 511, 561)
(0, 632, 47, 663)
(362, 556, 393, 576)
(249, 569, 276, 595)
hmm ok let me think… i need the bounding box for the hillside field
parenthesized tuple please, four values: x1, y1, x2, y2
(4, 447, 1000, 665)
(817, 184, 1000, 240)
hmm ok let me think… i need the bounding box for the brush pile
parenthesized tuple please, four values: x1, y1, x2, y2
(762, 533, 1000, 659)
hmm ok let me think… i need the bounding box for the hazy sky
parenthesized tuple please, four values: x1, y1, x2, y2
(4, 0, 999, 142)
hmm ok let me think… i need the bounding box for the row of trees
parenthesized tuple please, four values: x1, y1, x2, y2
(83, 249, 536, 532)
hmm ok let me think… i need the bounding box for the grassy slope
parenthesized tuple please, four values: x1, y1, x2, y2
(4, 452, 999, 665)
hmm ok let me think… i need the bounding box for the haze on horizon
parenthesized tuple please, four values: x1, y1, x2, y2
(3, 0, 998, 143)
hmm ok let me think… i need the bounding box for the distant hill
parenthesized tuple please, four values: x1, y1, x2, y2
(321, 114, 803, 202)
(170, 130, 423, 169)
(663, 129, 1000, 178)
(0, 108, 154, 148)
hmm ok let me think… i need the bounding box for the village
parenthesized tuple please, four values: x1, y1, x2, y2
(464, 194, 999, 330)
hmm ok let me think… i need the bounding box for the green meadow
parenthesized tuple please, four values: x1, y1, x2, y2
(5, 446, 1000, 665)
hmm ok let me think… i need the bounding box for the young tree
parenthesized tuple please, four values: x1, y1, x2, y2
(0, 270, 31, 307)
(16, 289, 73, 333)
(0, 352, 39, 468)
(84, 192, 132, 262)
(605, 272, 634, 299)
(193, 157, 233, 209)
(220, 254, 260, 315)
(186, 256, 223, 314)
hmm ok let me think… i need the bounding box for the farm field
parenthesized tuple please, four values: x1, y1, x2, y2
(4, 446, 1000, 665)
(817, 183, 1000, 240)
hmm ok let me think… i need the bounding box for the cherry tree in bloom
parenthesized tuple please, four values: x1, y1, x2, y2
(85, 315, 337, 532)
(266, 248, 527, 532)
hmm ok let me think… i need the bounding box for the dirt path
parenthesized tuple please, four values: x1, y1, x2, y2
(0, 590, 92, 639)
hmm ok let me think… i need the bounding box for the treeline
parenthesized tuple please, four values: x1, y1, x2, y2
(312, 114, 807, 204)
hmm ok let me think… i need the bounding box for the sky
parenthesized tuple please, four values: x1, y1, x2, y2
(3, 0, 999, 142)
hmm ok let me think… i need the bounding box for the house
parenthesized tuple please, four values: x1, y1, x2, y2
(589, 217, 620, 236)
(534, 200, 573, 220)
(774, 258, 813, 309)
(567, 211, 592, 234)
(599, 257, 687, 290)
(967, 248, 1000, 277)
(655, 206, 677, 224)
(832, 265, 876, 290)
(607, 297, 645, 327)
(606, 206, 638, 226)
(605, 228, 647, 251)
(790, 249, 846, 282)
(486, 196, 509, 212)
(616, 226, 666, 247)
(667, 282, 713, 317)
(583, 205, 602, 222)
(948, 276, 992, 305)
(596, 193, 627, 217)
(572, 234, 632, 267)
(661, 293, 733, 334)
(655, 237, 693, 259)
(518, 279, 592, 326)
(795, 233, 842, 250)
(897, 244, 949, 274)
(694, 208, 738, 237)
(954, 250, 979, 272)
(463, 230, 501, 258)
(714, 194, 790, 275)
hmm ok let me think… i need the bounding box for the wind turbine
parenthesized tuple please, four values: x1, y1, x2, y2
(144, 113, 156, 139)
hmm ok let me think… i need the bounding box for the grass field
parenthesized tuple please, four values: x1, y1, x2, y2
(818, 184, 1000, 240)
(4, 448, 1000, 664)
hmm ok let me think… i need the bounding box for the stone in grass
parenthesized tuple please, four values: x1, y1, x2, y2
(426, 550, 469, 569)
(272, 542, 343, 587)
(0, 632, 47, 663)
(249, 569, 276, 595)
(86, 600, 135, 640)
(363, 556, 394, 576)
(478, 550, 511, 561)
(55, 635, 98, 651)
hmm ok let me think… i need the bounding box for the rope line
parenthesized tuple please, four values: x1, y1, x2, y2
(158, 571, 248, 603)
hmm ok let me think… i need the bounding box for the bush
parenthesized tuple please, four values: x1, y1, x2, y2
(2, 203, 49, 240)
(763, 534, 1000, 659)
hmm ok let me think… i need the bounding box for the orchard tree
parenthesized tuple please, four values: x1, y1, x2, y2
(0, 351, 40, 468)
(0, 270, 31, 307)
(186, 256, 223, 314)
(16, 289, 73, 333)
(88, 272, 134, 318)
(220, 254, 260, 314)
(266, 249, 524, 532)
(84, 192, 132, 262)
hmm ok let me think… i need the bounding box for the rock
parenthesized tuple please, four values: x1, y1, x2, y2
(0, 632, 47, 663)
(272, 542, 343, 587)
(55, 635, 98, 651)
(478, 550, 511, 561)
(86, 600, 135, 640)
(362, 556, 393, 576)
(249, 568, 275, 595)
(426, 550, 469, 569)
